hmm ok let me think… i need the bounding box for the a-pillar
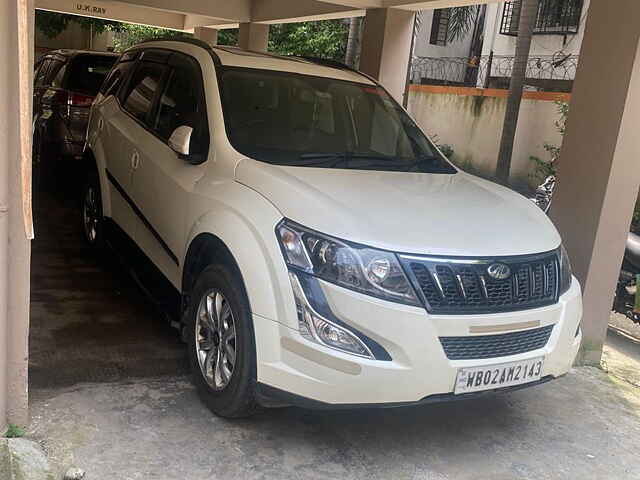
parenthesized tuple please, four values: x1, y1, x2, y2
(238, 22, 269, 52)
(359, 8, 414, 102)
(193, 27, 218, 46)
(551, 0, 640, 365)
(0, 0, 34, 429)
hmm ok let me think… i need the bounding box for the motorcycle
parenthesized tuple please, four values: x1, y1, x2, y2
(530, 175, 640, 325)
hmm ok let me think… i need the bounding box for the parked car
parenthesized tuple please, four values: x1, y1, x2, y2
(33, 50, 118, 184)
(84, 38, 583, 417)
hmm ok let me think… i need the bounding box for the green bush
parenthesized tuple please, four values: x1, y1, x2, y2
(4, 424, 25, 438)
(528, 101, 568, 184)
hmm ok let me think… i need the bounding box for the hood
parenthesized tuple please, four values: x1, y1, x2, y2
(235, 159, 561, 257)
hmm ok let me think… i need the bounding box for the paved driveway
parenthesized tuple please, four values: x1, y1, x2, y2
(29, 366, 640, 480)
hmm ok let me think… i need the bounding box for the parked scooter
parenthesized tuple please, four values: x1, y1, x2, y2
(531, 175, 555, 214)
(530, 175, 640, 325)
(614, 232, 640, 324)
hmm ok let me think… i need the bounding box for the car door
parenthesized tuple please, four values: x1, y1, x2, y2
(101, 53, 168, 241)
(129, 52, 210, 287)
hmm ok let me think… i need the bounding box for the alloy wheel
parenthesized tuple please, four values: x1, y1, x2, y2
(195, 289, 237, 390)
(83, 186, 99, 243)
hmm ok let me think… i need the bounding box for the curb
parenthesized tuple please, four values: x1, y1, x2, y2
(0, 438, 55, 480)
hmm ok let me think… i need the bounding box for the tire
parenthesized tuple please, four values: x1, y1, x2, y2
(32, 127, 45, 191)
(186, 264, 261, 418)
(81, 171, 105, 250)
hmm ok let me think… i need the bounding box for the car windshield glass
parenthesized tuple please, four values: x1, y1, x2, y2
(219, 68, 456, 174)
(66, 55, 117, 96)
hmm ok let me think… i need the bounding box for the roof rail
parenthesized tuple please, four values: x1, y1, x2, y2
(127, 36, 221, 65)
(136, 36, 212, 50)
(291, 55, 379, 85)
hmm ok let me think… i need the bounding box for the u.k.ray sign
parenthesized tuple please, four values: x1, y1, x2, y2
(75, 3, 107, 16)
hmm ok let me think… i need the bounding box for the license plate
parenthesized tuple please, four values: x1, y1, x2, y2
(454, 357, 544, 394)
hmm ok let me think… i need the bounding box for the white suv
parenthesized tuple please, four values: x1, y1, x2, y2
(84, 39, 582, 417)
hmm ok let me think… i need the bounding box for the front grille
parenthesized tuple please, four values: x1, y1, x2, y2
(401, 251, 559, 314)
(440, 325, 554, 360)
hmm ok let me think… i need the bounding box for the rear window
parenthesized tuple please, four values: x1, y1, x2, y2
(65, 55, 117, 96)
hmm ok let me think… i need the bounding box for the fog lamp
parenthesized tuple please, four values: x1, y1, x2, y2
(288, 272, 373, 358)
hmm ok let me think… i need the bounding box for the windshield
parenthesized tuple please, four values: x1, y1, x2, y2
(219, 68, 456, 174)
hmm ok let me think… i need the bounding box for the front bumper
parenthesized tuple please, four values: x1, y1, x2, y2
(254, 278, 582, 406)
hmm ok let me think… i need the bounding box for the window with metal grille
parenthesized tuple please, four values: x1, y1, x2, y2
(430, 9, 451, 46)
(500, 0, 584, 36)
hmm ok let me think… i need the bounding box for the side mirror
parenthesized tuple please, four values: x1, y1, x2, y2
(168, 125, 193, 157)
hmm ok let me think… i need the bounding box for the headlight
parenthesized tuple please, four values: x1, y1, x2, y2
(559, 244, 573, 295)
(277, 220, 420, 306)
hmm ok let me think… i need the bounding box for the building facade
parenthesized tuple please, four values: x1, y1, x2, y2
(413, 0, 590, 92)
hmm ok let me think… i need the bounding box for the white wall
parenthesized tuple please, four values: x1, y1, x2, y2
(408, 88, 565, 188)
(35, 22, 114, 58)
(412, 9, 476, 84)
(414, 9, 474, 58)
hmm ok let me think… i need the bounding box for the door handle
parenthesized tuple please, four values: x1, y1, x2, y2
(131, 151, 140, 170)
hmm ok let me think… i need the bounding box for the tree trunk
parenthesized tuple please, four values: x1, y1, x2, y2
(344, 17, 361, 68)
(495, 0, 540, 184)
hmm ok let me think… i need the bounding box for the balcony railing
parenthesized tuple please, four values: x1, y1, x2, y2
(410, 55, 579, 90)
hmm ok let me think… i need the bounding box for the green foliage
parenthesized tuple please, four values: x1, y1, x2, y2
(4, 424, 25, 438)
(35, 10, 122, 39)
(268, 20, 348, 61)
(35, 11, 69, 39)
(634, 201, 640, 230)
(35, 12, 347, 60)
(218, 29, 238, 46)
(112, 25, 190, 52)
(529, 101, 569, 183)
(447, 6, 481, 44)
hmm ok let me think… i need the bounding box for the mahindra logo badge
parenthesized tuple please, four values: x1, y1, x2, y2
(487, 263, 511, 280)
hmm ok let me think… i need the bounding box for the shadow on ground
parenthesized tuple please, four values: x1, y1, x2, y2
(29, 185, 187, 389)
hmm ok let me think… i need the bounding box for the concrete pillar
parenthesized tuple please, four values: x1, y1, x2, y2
(238, 22, 269, 52)
(551, 0, 640, 365)
(193, 26, 218, 46)
(0, 0, 33, 429)
(359, 8, 414, 102)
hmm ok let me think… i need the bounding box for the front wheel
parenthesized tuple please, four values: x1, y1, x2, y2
(186, 264, 261, 418)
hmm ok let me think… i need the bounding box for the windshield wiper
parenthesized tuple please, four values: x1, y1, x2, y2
(277, 152, 350, 168)
(292, 152, 455, 173)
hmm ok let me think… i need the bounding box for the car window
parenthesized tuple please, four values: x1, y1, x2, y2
(122, 61, 166, 123)
(50, 61, 67, 88)
(101, 60, 134, 97)
(34, 59, 51, 87)
(45, 60, 65, 87)
(65, 55, 117, 95)
(153, 55, 208, 154)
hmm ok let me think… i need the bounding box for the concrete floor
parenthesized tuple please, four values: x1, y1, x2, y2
(29, 188, 187, 389)
(28, 187, 640, 479)
(28, 367, 640, 480)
